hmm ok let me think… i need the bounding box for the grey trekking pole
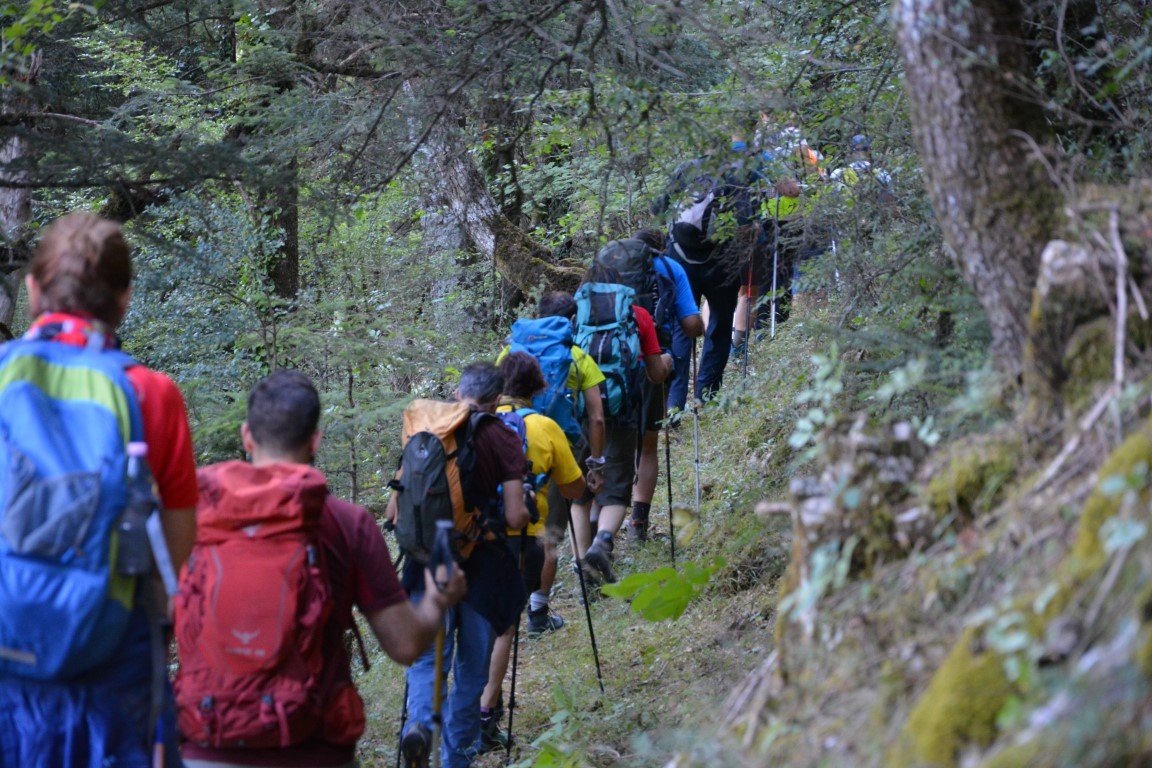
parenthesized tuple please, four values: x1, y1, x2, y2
(690, 338, 702, 518)
(568, 513, 605, 694)
(770, 194, 780, 340)
(663, 382, 675, 565)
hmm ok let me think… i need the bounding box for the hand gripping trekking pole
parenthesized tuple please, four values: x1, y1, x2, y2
(663, 381, 675, 566)
(568, 514, 605, 694)
(429, 520, 455, 768)
(690, 338, 702, 519)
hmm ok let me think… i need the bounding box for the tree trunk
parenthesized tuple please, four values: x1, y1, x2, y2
(268, 155, 300, 300)
(429, 127, 581, 296)
(0, 52, 40, 337)
(894, 0, 1063, 379)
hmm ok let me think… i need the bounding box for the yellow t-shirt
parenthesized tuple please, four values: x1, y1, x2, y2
(496, 403, 584, 538)
(495, 344, 607, 393)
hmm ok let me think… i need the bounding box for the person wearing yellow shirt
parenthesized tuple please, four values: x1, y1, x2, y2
(479, 351, 587, 753)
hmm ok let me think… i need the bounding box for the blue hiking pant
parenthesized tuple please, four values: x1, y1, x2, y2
(0, 608, 180, 768)
(668, 258, 741, 410)
(404, 593, 496, 768)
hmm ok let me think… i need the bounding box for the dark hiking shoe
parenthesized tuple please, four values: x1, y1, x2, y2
(479, 709, 509, 754)
(527, 607, 565, 636)
(583, 539, 617, 584)
(401, 724, 432, 768)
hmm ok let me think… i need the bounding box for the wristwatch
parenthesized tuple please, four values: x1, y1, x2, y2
(585, 456, 606, 471)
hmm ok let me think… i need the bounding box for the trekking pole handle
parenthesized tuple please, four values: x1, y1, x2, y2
(429, 520, 455, 593)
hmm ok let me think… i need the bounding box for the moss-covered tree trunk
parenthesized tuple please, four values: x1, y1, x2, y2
(429, 124, 581, 296)
(894, 0, 1063, 380)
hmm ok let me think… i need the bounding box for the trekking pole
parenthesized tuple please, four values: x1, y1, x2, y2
(429, 520, 455, 768)
(395, 678, 409, 768)
(568, 514, 605, 694)
(663, 382, 675, 566)
(690, 339, 702, 519)
(770, 193, 780, 340)
(742, 256, 754, 383)
(506, 529, 528, 765)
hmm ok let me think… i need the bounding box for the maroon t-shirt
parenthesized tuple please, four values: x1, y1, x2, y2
(181, 495, 406, 767)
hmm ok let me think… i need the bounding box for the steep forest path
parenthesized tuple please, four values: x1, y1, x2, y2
(354, 318, 812, 768)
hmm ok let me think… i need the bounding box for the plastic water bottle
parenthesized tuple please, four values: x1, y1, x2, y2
(116, 442, 157, 576)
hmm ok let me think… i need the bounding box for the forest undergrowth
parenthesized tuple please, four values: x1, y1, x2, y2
(352, 285, 1152, 768)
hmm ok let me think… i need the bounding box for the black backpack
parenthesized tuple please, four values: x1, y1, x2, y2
(390, 400, 498, 562)
(595, 238, 676, 346)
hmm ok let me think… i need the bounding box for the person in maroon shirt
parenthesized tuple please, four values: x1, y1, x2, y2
(181, 370, 465, 768)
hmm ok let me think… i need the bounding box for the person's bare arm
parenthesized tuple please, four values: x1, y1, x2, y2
(365, 567, 466, 666)
(644, 352, 672, 384)
(384, 494, 398, 525)
(502, 478, 529, 530)
(582, 385, 605, 460)
(161, 507, 195, 572)
(556, 476, 586, 501)
(680, 314, 704, 338)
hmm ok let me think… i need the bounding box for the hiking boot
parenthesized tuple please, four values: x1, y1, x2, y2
(583, 538, 617, 584)
(401, 724, 432, 768)
(479, 709, 508, 755)
(527, 607, 565, 636)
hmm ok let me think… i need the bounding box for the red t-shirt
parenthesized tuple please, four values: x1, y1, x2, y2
(27, 313, 198, 509)
(181, 495, 407, 767)
(632, 305, 662, 357)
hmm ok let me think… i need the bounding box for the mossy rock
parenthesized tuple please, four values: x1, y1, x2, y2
(1068, 422, 1152, 575)
(922, 435, 1021, 524)
(1061, 314, 1152, 414)
(890, 626, 1016, 768)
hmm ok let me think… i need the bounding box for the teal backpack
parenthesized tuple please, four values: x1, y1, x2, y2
(573, 282, 642, 424)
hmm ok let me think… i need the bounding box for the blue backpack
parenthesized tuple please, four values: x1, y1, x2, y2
(0, 332, 144, 680)
(509, 316, 582, 442)
(573, 282, 642, 424)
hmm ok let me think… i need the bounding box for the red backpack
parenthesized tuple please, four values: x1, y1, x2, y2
(175, 461, 353, 749)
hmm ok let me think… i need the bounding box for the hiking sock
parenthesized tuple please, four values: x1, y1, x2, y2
(529, 590, 549, 613)
(595, 530, 615, 552)
(628, 502, 651, 543)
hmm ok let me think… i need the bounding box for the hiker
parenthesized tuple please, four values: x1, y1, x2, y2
(611, 228, 703, 542)
(572, 263, 671, 583)
(831, 133, 892, 196)
(498, 290, 607, 634)
(176, 370, 466, 767)
(0, 212, 198, 767)
(660, 133, 769, 408)
(479, 352, 587, 753)
(386, 361, 531, 768)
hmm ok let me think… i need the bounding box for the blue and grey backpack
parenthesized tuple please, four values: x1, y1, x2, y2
(573, 282, 642, 424)
(508, 316, 581, 443)
(0, 327, 143, 679)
